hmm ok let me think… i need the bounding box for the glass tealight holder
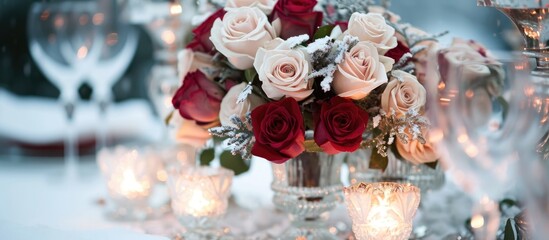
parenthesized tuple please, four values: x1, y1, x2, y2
(343, 182, 421, 240)
(97, 145, 161, 221)
(167, 166, 233, 239)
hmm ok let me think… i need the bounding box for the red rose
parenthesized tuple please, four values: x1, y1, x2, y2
(251, 98, 305, 164)
(385, 40, 410, 62)
(334, 21, 348, 32)
(172, 71, 224, 125)
(186, 9, 226, 53)
(314, 97, 369, 154)
(270, 0, 323, 39)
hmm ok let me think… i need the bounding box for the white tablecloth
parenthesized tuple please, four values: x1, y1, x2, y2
(0, 155, 471, 239)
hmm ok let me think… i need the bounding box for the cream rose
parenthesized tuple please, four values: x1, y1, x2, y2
(219, 83, 265, 127)
(253, 38, 314, 101)
(396, 128, 439, 165)
(210, 7, 280, 70)
(225, 0, 276, 14)
(177, 49, 215, 80)
(345, 12, 397, 54)
(333, 41, 394, 100)
(381, 70, 426, 117)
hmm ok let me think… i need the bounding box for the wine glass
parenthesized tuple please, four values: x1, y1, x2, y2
(28, 1, 103, 179)
(87, 0, 138, 150)
(426, 56, 532, 239)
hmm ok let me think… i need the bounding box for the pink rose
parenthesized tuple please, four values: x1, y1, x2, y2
(254, 38, 314, 101)
(210, 7, 280, 70)
(344, 12, 397, 54)
(219, 83, 265, 127)
(333, 41, 394, 100)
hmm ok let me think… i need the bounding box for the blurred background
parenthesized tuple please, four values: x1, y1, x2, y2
(0, 0, 516, 158)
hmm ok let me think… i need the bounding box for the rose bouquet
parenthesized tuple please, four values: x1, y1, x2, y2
(171, 0, 464, 171)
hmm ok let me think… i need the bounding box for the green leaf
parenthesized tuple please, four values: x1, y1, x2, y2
(504, 219, 516, 240)
(164, 110, 174, 126)
(220, 151, 250, 175)
(313, 25, 335, 40)
(199, 148, 215, 166)
(369, 148, 388, 171)
(213, 136, 226, 144)
(244, 68, 257, 83)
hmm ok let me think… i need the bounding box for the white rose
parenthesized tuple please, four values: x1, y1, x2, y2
(396, 128, 439, 165)
(225, 0, 276, 14)
(345, 12, 397, 54)
(253, 38, 314, 101)
(210, 7, 280, 70)
(381, 70, 426, 117)
(332, 41, 394, 100)
(219, 83, 265, 127)
(177, 49, 215, 80)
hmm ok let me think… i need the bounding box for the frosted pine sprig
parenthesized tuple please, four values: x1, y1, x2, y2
(287, 34, 310, 49)
(236, 83, 253, 104)
(367, 108, 430, 157)
(209, 114, 254, 160)
(307, 35, 358, 92)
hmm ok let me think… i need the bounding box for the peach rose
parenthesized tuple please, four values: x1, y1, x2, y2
(396, 128, 439, 165)
(219, 82, 265, 127)
(381, 70, 426, 117)
(333, 41, 394, 100)
(225, 0, 276, 14)
(169, 115, 211, 148)
(253, 38, 314, 101)
(210, 7, 280, 70)
(345, 12, 397, 54)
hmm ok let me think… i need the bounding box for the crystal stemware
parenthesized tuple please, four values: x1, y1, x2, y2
(27, 1, 103, 178)
(477, 0, 549, 156)
(88, 0, 138, 150)
(426, 57, 532, 239)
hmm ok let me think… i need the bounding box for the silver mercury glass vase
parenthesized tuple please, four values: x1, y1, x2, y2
(271, 151, 344, 240)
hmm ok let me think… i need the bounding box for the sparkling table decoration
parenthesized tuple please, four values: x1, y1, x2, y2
(97, 145, 161, 220)
(343, 182, 421, 240)
(167, 166, 233, 239)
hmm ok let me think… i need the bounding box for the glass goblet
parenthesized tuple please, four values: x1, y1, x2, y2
(426, 56, 532, 239)
(27, 1, 103, 179)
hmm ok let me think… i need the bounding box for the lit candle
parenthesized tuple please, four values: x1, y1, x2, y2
(97, 146, 160, 219)
(343, 182, 421, 240)
(167, 167, 233, 231)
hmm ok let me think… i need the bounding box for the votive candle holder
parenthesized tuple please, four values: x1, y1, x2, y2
(343, 182, 421, 240)
(97, 145, 160, 220)
(167, 166, 233, 238)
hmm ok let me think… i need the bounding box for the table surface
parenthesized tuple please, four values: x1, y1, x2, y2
(0, 154, 472, 239)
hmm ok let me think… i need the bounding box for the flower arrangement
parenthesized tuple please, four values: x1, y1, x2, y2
(170, 0, 489, 170)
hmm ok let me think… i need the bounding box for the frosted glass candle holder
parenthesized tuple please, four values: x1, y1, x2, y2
(167, 166, 233, 238)
(343, 182, 421, 240)
(97, 146, 161, 220)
